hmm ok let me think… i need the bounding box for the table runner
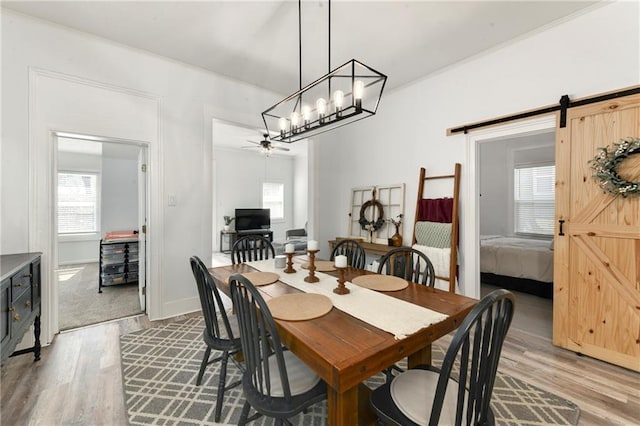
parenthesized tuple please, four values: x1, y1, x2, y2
(245, 260, 448, 339)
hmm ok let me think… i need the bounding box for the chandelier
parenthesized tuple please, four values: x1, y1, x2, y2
(262, 0, 387, 144)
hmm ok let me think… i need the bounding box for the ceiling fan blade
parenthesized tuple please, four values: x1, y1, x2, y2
(241, 145, 261, 149)
(273, 146, 290, 151)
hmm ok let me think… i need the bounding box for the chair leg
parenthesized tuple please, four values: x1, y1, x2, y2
(196, 346, 212, 386)
(214, 350, 229, 422)
(239, 401, 251, 426)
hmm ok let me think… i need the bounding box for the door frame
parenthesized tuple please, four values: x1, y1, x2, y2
(464, 114, 557, 299)
(51, 131, 150, 334)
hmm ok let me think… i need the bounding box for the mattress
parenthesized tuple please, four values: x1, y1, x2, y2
(480, 236, 553, 283)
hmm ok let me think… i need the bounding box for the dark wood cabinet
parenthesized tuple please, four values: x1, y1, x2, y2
(0, 253, 42, 363)
(99, 239, 138, 293)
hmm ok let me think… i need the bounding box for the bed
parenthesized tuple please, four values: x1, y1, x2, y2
(480, 235, 554, 298)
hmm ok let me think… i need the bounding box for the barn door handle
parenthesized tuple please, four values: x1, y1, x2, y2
(558, 220, 565, 236)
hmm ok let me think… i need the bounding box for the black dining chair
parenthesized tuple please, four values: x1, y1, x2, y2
(229, 273, 327, 425)
(231, 235, 276, 264)
(189, 256, 244, 423)
(330, 239, 367, 269)
(377, 247, 436, 287)
(370, 289, 515, 426)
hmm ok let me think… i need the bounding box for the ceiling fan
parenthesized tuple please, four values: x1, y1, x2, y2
(242, 134, 290, 155)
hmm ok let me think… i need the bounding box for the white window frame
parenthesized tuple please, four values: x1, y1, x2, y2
(262, 181, 285, 222)
(57, 170, 101, 237)
(513, 162, 555, 238)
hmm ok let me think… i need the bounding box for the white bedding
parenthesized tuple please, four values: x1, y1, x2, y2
(480, 236, 553, 283)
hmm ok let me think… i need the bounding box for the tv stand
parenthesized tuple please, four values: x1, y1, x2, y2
(237, 229, 273, 242)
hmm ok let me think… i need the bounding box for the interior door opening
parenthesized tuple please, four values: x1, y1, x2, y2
(55, 133, 147, 332)
(476, 127, 556, 340)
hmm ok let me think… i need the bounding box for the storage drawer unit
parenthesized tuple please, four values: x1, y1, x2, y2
(99, 239, 139, 293)
(0, 253, 42, 363)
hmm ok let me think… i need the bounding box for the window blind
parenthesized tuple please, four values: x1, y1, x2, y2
(58, 172, 98, 234)
(514, 165, 555, 236)
(262, 182, 284, 220)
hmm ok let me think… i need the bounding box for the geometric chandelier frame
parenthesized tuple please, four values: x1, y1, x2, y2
(261, 0, 387, 144)
(263, 59, 387, 143)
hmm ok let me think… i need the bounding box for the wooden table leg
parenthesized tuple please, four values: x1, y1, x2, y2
(407, 343, 432, 368)
(327, 384, 376, 426)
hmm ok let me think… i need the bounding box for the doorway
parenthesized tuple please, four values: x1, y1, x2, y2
(55, 133, 147, 330)
(468, 116, 557, 339)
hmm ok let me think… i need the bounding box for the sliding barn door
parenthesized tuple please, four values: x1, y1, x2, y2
(554, 91, 640, 371)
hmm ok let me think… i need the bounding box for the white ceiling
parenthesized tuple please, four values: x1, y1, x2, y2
(3, 0, 599, 95)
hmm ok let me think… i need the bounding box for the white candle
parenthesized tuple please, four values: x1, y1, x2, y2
(335, 255, 348, 268)
(285, 243, 295, 254)
(307, 240, 318, 251)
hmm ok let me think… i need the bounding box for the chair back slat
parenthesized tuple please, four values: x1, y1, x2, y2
(377, 247, 436, 287)
(190, 256, 235, 341)
(430, 289, 515, 426)
(231, 235, 276, 265)
(330, 239, 366, 269)
(230, 274, 293, 402)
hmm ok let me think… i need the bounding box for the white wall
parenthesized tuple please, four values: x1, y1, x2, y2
(1, 9, 284, 344)
(213, 147, 294, 245)
(479, 132, 554, 237)
(313, 2, 639, 296)
(293, 154, 309, 229)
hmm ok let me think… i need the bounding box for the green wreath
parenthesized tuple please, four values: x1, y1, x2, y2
(589, 137, 640, 197)
(359, 199, 385, 231)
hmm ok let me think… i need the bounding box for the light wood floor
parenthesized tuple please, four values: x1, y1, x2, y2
(1, 289, 638, 425)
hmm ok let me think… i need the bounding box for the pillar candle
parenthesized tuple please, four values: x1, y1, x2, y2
(285, 243, 295, 254)
(307, 240, 318, 251)
(335, 255, 348, 268)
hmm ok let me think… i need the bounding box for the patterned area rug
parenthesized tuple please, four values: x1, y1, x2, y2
(120, 317, 580, 425)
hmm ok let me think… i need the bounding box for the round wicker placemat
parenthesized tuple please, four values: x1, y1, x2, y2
(266, 293, 333, 321)
(351, 275, 408, 291)
(240, 271, 280, 286)
(301, 260, 336, 272)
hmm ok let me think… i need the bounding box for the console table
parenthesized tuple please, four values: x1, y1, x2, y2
(237, 229, 273, 242)
(328, 238, 400, 257)
(1, 252, 42, 363)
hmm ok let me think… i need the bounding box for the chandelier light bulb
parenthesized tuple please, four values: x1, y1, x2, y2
(333, 90, 344, 117)
(316, 98, 327, 123)
(278, 117, 287, 136)
(290, 111, 300, 132)
(354, 80, 364, 110)
(301, 105, 311, 128)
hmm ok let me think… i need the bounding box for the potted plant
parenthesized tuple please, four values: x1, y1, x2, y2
(223, 216, 234, 231)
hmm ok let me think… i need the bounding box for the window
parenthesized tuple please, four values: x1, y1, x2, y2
(262, 182, 284, 220)
(514, 165, 555, 236)
(58, 172, 99, 234)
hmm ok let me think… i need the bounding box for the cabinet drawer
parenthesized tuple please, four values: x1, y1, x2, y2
(102, 263, 126, 274)
(126, 262, 139, 273)
(102, 254, 126, 264)
(1, 280, 10, 347)
(11, 265, 31, 302)
(13, 286, 33, 326)
(102, 243, 126, 254)
(102, 274, 126, 285)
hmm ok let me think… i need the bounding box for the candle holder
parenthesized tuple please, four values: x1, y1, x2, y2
(333, 267, 350, 295)
(304, 250, 320, 283)
(284, 252, 296, 274)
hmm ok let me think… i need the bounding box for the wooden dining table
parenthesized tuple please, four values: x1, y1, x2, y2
(209, 257, 477, 426)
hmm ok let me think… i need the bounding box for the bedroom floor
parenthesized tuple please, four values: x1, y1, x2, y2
(481, 283, 553, 340)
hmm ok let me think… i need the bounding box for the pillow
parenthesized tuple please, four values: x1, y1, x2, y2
(415, 221, 451, 248)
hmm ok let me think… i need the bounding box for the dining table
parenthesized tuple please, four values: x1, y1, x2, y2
(209, 256, 477, 426)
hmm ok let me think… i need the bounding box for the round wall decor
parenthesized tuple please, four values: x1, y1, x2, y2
(590, 137, 640, 197)
(359, 198, 385, 231)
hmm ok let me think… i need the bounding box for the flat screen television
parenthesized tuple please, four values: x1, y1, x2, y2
(235, 208, 271, 231)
